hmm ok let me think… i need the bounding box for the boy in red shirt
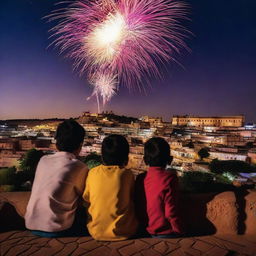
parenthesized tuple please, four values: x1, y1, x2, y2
(137, 137, 184, 238)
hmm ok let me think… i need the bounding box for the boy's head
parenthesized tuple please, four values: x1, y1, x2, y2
(55, 119, 85, 154)
(144, 137, 173, 167)
(102, 135, 129, 167)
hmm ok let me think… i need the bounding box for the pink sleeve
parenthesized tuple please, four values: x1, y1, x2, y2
(73, 163, 89, 196)
(164, 173, 185, 234)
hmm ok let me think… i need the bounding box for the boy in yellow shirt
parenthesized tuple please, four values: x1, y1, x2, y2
(83, 135, 138, 241)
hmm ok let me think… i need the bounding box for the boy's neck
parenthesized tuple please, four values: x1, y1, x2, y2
(149, 166, 166, 169)
(57, 150, 78, 158)
(103, 163, 126, 168)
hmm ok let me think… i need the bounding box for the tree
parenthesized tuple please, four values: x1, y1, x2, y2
(0, 167, 16, 185)
(19, 148, 45, 183)
(19, 149, 44, 172)
(81, 153, 102, 170)
(209, 159, 255, 174)
(198, 147, 210, 160)
(179, 171, 234, 193)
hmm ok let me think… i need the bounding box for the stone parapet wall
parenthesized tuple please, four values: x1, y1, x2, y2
(0, 191, 255, 235)
(181, 192, 238, 235)
(244, 191, 256, 235)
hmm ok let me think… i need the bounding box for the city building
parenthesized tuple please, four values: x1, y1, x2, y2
(172, 115, 245, 127)
(209, 150, 248, 162)
(140, 116, 164, 127)
(0, 151, 23, 168)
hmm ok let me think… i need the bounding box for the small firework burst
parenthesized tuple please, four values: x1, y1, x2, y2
(88, 71, 118, 106)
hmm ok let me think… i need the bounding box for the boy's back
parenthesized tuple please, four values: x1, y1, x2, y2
(141, 137, 184, 237)
(25, 152, 88, 232)
(83, 164, 138, 241)
(144, 167, 182, 235)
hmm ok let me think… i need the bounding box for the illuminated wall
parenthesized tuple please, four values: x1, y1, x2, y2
(172, 116, 244, 127)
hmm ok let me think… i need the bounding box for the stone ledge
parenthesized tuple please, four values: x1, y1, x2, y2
(1, 191, 256, 255)
(1, 191, 255, 235)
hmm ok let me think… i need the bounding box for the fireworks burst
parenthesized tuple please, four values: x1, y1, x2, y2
(88, 71, 118, 106)
(48, 0, 190, 111)
(86, 12, 128, 64)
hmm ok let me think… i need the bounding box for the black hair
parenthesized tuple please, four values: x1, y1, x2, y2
(55, 119, 85, 153)
(144, 137, 172, 167)
(102, 135, 129, 166)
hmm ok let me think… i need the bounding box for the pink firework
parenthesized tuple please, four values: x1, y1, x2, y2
(48, 0, 190, 109)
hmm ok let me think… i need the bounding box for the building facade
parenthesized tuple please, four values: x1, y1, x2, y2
(172, 115, 244, 127)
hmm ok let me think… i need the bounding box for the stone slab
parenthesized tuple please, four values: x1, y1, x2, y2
(0, 231, 256, 256)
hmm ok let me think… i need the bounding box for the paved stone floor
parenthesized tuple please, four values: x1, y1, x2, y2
(0, 231, 256, 256)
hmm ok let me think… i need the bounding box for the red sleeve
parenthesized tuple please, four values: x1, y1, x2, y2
(164, 173, 185, 234)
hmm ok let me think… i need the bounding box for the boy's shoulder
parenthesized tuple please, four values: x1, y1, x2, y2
(147, 167, 177, 177)
(73, 158, 88, 171)
(122, 168, 133, 174)
(151, 168, 178, 185)
(87, 164, 105, 177)
(89, 165, 133, 173)
(160, 169, 178, 186)
(122, 168, 135, 180)
(87, 164, 102, 173)
(41, 152, 87, 170)
(88, 165, 134, 179)
(161, 168, 178, 178)
(164, 168, 178, 176)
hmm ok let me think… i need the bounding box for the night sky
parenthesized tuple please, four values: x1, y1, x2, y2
(1, 0, 256, 121)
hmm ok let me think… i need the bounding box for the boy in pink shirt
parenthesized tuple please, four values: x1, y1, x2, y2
(25, 119, 88, 237)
